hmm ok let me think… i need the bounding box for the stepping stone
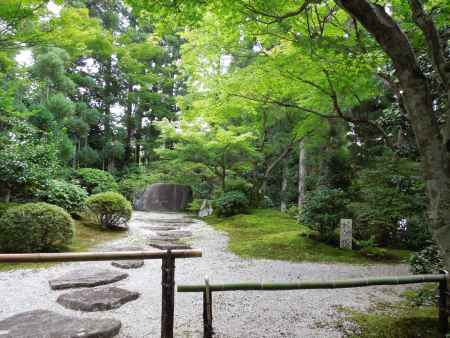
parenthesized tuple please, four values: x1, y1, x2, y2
(57, 287, 140, 312)
(149, 242, 192, 250)
(147, 235, 180, 242)
(149, 219, 194, 224)
(49, 269, 128, 290)
(141, 225, 180, 231)
(0, 310, 121, 338)
(156, 230, 192, 238)
(111, 260, 144, 269)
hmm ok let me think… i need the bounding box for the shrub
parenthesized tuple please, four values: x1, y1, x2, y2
(36, 180, 88, 215)
(75, 168, 118, 194)
(214, 190, 249, 217)
(287, 204, 301, 222)
(0, 202, 74, 252)
(300, 187, 350, 244)
(86, 192, 132, 229)
(350, 157, 430, 248)
(409, 242, 443, 274)
(118, 174, 153, 201)
(188, 198, 203, 213)
(359, 247, 390, 260)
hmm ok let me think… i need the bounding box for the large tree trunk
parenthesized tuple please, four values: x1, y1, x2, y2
(280, 157, 288, 212)
(298, 139, 306, 208)
(135, 110, 143, 166)
(339, 0, 450, 267)
(124, 85, 134, 166)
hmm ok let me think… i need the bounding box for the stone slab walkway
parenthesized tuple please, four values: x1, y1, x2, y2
(0, 211, 411, 337)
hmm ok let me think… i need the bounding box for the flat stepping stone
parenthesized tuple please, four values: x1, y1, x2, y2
(0, 310, 121, 338)
(57, 287, 140, 312)
(147, 235, 180, 242)
(157, 230, 192, 238)
(149, 219, 194, 224)
(149, 242, 192, 250)
(141, 225, 181, 231)
(49, 269, 128, 290)
(111, 260, 144, 269)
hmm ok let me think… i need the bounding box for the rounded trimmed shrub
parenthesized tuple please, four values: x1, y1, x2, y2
(75, 168, 118, 194)
(0, 202, 74, 253)
(86, 192, 132, 229)
(214, 190, 249, 217)
(37, 180, 88, 215)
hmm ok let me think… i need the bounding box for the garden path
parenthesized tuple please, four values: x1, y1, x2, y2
(0, 211, 410, 338)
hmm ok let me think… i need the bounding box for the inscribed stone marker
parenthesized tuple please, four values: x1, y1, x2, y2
(340, 218, 352, 250)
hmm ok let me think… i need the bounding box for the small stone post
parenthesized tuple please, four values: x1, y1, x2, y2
(340, 219, 352, 250)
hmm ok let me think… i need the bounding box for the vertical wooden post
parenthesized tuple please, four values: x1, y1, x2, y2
(161, 250, 175, 338)
(203, 277, 213, 338)
(439, 269, 448, 337)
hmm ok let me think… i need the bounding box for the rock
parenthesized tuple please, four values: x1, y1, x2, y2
(0, 310, 121, 338)
(156, 230, 192, 238)
(133, 183, 193, 212)
(111, 260, 144, 269)
(57, 287, 140, 312)
(149, 242, 192, 250)
(198, 199, 213, 217)
(49, 269, 128, 290)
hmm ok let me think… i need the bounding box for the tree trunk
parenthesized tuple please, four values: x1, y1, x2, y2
(0, 186, 11, 203)
(298, 139, 306, 208)
(135, 110, 143, 166)
(124, 86, 134, 166)
(339, 0, 450, 268)
(280, 157, 288, 212)
(221, 164, 226, 191)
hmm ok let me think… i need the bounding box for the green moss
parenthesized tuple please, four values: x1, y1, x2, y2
(341, 287, 445, 338)
(204, 209, 408, 264)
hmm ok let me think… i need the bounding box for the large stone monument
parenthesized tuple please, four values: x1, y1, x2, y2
(340, 218, 353, 250)
(134, 183, 193, 212)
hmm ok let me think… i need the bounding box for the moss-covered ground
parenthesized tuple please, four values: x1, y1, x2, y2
(204, 209, 410, 264)
(340, 285, 445, 338)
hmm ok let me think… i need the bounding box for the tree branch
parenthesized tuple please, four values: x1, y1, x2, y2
(409, 0, 449, 88)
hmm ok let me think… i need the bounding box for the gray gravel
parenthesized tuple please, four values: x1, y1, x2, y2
(0, 211, 411, 338)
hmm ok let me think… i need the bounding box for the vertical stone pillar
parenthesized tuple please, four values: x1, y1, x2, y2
(340, 219, 352, 250)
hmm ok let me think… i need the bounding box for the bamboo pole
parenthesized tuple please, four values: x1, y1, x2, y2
(178, 274, 448, 292)
(0, 249, 202, 263)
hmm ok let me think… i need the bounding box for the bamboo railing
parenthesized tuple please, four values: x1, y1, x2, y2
(178, 271, 449, 338)
(0, 249, 202, 338)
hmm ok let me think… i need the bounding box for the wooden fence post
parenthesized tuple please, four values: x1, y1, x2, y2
(161, 250, 175, 338)
(439, 269, 448, 337)
(203, 277, 213, 338)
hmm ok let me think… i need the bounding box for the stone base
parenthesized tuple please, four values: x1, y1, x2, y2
(0, 310, 121, 338)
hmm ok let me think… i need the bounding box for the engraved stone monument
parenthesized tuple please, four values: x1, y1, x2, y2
(340, 218, 352, 250)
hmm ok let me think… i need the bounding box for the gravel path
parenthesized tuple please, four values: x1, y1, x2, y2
(0, 211, 410, 338)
